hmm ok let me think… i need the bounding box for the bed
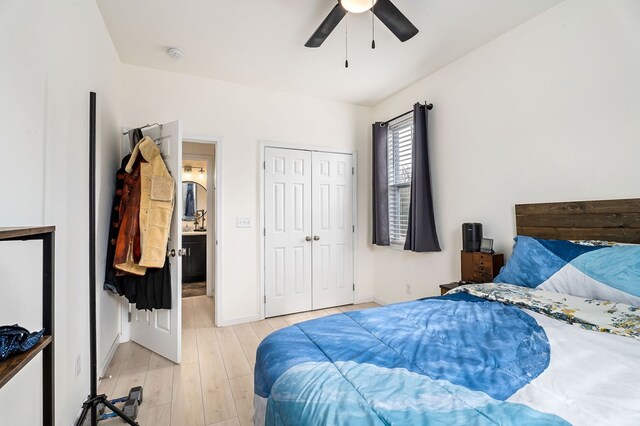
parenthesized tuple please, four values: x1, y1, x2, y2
(254, 199, 640, 425)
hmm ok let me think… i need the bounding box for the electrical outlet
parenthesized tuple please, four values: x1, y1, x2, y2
(75, 355, 81, 378)
(236, 217, 252, 228)
(405, 283, 412, 295)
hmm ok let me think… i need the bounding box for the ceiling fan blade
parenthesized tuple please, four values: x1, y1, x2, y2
(373, 0, 419, 42)
(305, 3, 348, 48)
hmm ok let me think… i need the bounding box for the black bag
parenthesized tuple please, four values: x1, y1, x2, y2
(0, 325, 45, 361)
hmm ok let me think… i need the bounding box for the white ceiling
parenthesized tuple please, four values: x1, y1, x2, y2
(97, 0, 562, 106)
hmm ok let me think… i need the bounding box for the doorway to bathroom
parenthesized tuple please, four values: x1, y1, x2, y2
(181, 141, 217, 301)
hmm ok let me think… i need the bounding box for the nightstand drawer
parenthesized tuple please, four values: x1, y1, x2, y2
(475, 256, 488, 266)
(473, 264, 492, 282)
(461, 251, 504, 283)
(474, 260, 489, 272)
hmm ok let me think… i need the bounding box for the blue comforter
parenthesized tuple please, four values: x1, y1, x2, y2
(254, 293, 569, 425)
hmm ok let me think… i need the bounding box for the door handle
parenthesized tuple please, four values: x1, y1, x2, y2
(313, 235, 320, 241)
(166, 248, 186, 257)
(305, 236, 312, 242)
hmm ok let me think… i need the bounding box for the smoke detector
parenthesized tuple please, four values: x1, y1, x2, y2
(166, 47, 184, 60)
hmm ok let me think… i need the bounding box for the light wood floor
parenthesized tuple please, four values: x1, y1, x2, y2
(99, 296, 380, 426)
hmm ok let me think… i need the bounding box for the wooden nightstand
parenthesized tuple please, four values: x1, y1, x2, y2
(461, 251, 504, 283)
(440, 282, 464, 295)
(439, 280, 478, 295)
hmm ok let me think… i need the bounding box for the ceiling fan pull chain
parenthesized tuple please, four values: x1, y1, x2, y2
(371, 0, 376, 49)
(345, 15, 349, 68)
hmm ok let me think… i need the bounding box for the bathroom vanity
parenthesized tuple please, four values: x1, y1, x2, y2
(182, 233, 206, 283)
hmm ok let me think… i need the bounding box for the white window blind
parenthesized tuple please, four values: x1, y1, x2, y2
(387, 116, 413, 244)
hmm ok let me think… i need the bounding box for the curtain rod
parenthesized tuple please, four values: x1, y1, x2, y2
(383, 102, 433, 125)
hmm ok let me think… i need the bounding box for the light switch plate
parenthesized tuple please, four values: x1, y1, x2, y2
(237, 217, 252, 228)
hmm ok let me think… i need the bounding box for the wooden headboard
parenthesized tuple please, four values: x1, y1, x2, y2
(515, 198, 640, 244)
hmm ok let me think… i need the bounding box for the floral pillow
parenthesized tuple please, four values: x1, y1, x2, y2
(571, 240, 637, 247)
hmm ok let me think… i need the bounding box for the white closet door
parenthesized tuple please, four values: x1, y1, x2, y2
(311, 151, 354, 310)
(264, 148, 313, 317)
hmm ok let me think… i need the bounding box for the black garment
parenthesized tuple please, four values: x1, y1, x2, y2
(121, 260, 172, 311)
(129, 128, 144, 152)
(104, 154, 132, 294)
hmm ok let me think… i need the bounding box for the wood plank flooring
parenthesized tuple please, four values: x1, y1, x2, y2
(100, 296, 379, 426)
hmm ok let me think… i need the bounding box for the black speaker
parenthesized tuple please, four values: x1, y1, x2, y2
(462, 223, 483, 252)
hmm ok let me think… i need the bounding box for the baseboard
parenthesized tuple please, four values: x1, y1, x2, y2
(217, 314, 260, 327)
(217, 299, 381, 326)
(373, 297, 389, 306)
(100, 334, 120, 377)
(354, 296, 374, 304)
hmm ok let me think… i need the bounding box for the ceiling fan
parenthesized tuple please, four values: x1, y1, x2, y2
(305, 0, 419, 48)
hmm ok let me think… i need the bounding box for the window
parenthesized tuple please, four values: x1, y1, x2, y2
(387, 115, 413, 244)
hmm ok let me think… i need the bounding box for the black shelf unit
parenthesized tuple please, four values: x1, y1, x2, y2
(0, 226, 55, 425)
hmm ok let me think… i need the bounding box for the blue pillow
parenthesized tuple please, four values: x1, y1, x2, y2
(495, 236, 640, 306)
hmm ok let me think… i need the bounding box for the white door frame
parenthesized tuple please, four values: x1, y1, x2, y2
(183, 134, 223, 327)
(259, 141, 358, 321)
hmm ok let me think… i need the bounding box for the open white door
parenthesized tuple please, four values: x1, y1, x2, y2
(129, 120, 183, 363)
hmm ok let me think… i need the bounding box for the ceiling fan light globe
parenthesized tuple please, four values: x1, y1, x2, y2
(340, 0, 378, 14)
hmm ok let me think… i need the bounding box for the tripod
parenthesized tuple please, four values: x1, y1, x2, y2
(76, 92, 140, 426)
(75, 395, 138, 426)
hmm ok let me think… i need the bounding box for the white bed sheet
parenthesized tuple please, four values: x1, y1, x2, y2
(509, 310, 640, 425)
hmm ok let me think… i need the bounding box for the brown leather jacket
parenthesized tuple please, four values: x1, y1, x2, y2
(114, 157, 146, 276)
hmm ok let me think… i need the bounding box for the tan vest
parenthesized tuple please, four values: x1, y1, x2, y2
(126, 137, 175, 268)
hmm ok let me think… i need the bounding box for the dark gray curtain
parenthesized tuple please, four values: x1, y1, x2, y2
(404, 103, 441, 252)
(372, 122, 390, 246)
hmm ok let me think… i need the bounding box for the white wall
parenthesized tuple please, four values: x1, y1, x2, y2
(0, 1, 122, 424)
(122, 65, 374, 324)
(371, 0, 640, 304)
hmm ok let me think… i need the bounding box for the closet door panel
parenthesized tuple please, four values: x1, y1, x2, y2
(311, 152, 354, 310)
(264, 148, 313, 317)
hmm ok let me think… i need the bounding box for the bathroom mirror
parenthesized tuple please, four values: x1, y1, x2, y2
(182, 181, 207, 220)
